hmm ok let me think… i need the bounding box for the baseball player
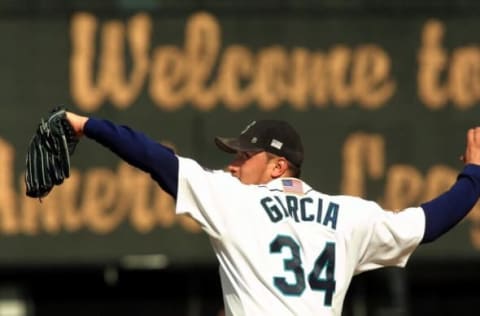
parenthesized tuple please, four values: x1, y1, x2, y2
(65, 112, 480, 316)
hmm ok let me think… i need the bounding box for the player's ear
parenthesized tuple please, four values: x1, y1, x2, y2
(271, 157, 289, 178)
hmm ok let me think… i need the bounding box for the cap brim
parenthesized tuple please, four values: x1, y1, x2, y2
(214, 137, 238, 153)
(214, 137, 262, 154)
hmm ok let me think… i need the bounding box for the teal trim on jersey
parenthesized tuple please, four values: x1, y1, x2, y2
(260, 194, 340, 229)
(270, 235, 337, 305)
(270, 235, 306, 297)
(308, 241, 336, 306)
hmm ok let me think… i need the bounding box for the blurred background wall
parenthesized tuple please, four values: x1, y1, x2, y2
(1, 0, 480, 315)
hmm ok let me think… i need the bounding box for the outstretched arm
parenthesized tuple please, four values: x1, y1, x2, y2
(66, 112, 179, 198)
(421, 127, 480, 243)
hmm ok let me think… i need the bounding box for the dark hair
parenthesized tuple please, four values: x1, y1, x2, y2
(287, 161, 301, 178)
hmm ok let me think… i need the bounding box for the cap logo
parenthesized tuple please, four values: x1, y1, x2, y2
(271, 139, 283, 150)
(241, 121, 256, 135)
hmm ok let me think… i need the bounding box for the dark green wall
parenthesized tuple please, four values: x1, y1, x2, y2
(1, 3, 480, 267)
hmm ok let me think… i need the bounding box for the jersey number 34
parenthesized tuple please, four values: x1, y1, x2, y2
(270, 235, 336, 306)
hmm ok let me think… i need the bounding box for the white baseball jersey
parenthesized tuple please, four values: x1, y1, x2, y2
(175, 157, 425, 316)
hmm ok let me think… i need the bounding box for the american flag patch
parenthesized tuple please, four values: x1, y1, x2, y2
(282, 179, 303, 194)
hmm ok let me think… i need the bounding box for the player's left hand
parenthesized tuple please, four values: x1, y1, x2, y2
(65, 111, 89, 137)
(25, 107, 79, 199)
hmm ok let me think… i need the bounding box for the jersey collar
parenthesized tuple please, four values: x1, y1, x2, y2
(264, 177, 312, 195)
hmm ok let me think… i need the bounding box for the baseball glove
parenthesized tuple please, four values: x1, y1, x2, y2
(25, 106, 79, 199)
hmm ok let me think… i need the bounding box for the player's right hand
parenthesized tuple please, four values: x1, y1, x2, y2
(463, 127, 480, 166)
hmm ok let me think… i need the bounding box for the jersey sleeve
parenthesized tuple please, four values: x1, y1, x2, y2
(421, 164, 480, 242)
(84, 118, 179, 197)
(353, 200, 425, 274)
(175, 156, 242, 239)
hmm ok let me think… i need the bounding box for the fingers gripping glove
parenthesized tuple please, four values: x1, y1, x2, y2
(25, 107, 79, 199)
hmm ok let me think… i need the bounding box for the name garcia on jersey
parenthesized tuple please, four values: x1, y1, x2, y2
(260, 195, 339, 230)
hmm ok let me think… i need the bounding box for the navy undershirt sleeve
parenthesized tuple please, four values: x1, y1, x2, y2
(421, 164, 480, 243)
(83, 118, 179, 198)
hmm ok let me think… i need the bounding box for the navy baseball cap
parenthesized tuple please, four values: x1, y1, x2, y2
(214, 120, 304, 168)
